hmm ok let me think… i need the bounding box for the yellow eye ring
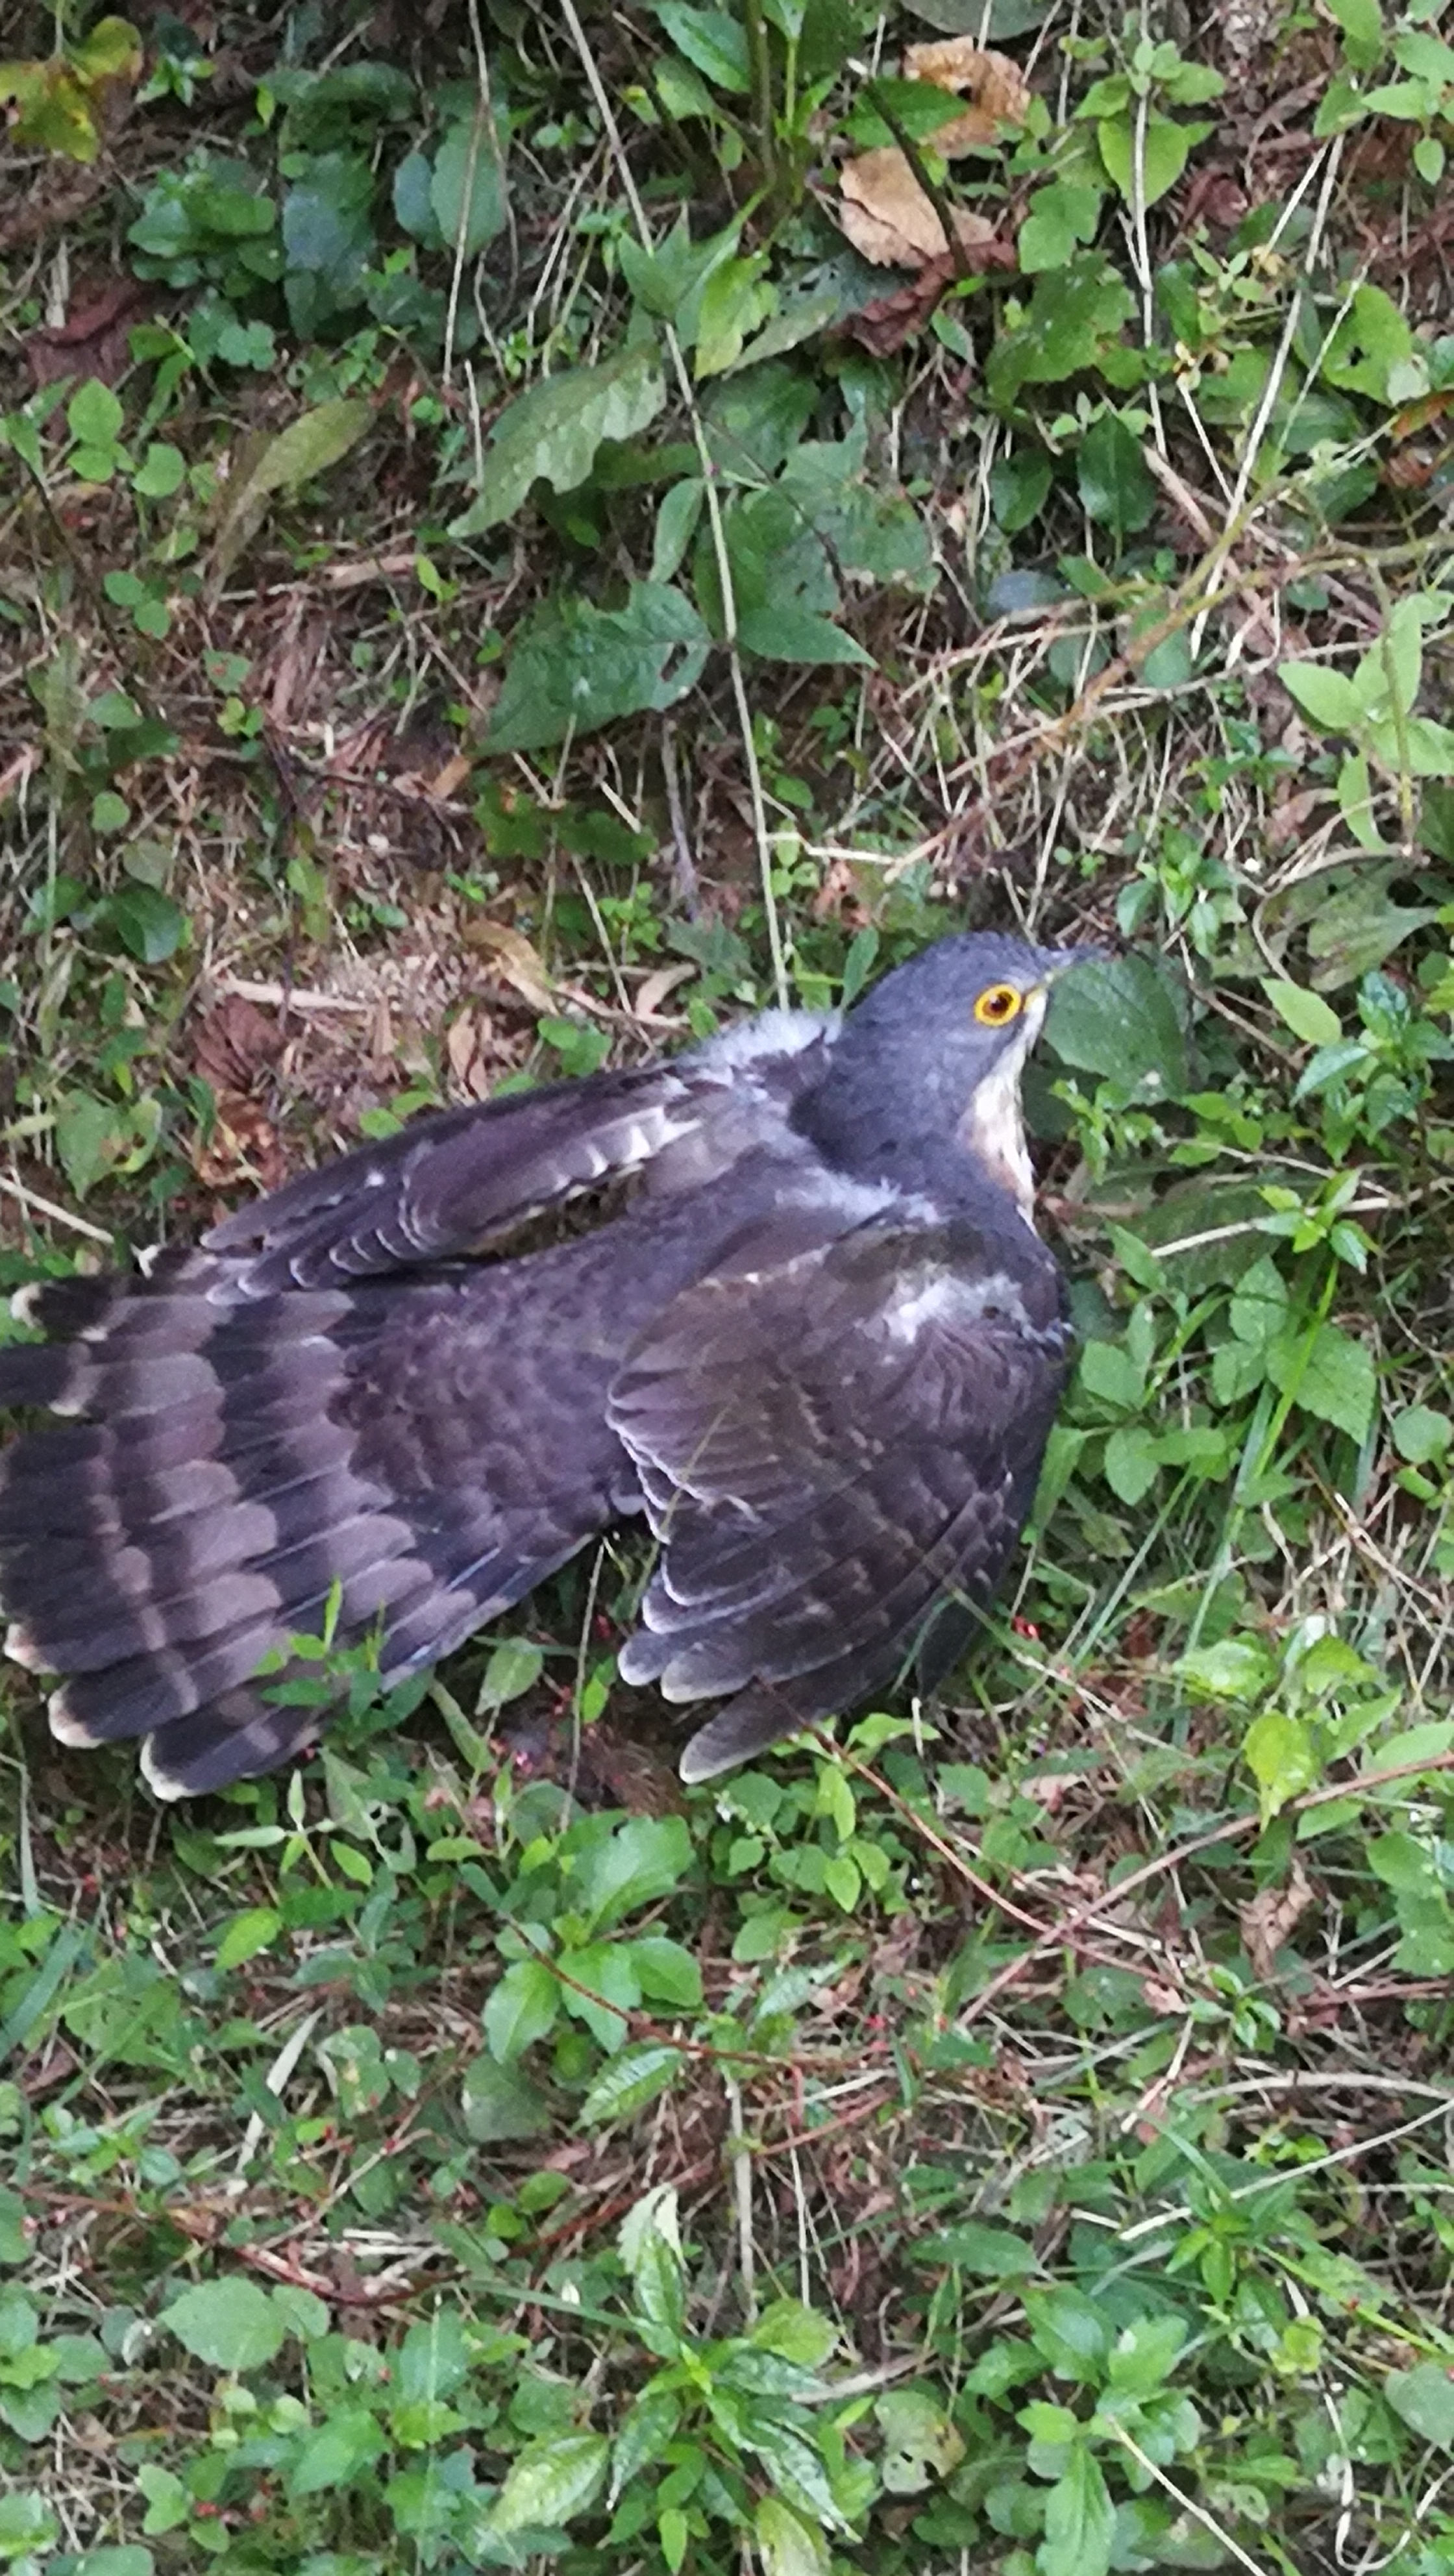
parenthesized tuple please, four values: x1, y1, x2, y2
(974, 982, 1024, 1028)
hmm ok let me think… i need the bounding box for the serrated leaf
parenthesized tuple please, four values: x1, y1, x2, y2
(159, 2277, 285, 2372)
(580, 2043, 682, 2129)
(1041, 2445, 1115, 2576)
(482, 582, 708, 753)
(1268, 1321, 1376, 1443)
(453, 347, 665, 537)
(489, 2431, 610, 2534)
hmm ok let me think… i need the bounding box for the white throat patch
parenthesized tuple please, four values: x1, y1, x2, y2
(957, 991, 1046, 1227)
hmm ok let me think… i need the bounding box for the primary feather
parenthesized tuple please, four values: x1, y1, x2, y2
(0, 931, 1089, 1795)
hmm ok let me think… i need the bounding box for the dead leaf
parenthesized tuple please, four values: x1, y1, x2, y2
(1239, 1860, 1315, 1986)
(902, 40, 1032, 147)
(27, 278, 145, 388)
(633, 961, 696, 1022)
(839, 148, 999, 267)
(193, 994, 283, 1095)
(460, 919, 556, 1015)
(843, 242, 1013, 351)
(193, 1094, 284, 1195)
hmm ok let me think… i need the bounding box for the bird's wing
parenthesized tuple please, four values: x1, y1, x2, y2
(610, 1205, 1070, 1779)
(204, 1063, 701, 1291)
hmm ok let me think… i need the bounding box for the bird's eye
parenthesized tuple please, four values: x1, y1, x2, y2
(974, 982, 1023, 1027)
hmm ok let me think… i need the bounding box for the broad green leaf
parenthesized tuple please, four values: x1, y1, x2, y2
(0, 2491, 60, 2557)
(1176, 1639, 1275, 1703)
(1106, 2312, 1189, 2392)
(1078, 1337, 1144, 1412)
(397, 2307, 470, 2403)
(454, 347, 666, 537)
(430, 109, 508, 257)
(1268, 1321, 1376, 1443)
(922, 2220, 1039, 2275)
(489, 2431, 610, 2534)
(106, 884, 186, 964)
(1278, 660, 1363, 733)
(1228, 1255, 1289, 1349)
(756, 2496, 832, 2576)
(986, 253, 1137, 404)
(461, 2051, 552, 2140)
(1043, 952, 1187, 1096)
(477, 1637, 543, 1709)
(1263, 980, 1342, 1047)
(1041, 2446, 1115, 2576)
(209, 397, 372, 583)
(611, 2384, 682, 2502)
(1325, 0, 1385, 62)
(289, 2408, 386, 2495)
(1392, 1405, 1452, 1465)
(67, 378, 123, 450)
(159, 2277, 285, 2372)
(1244, 1710, 1318, 1820)
(55, 1092, 118, 1199)
(1097, 108, 1196, 206)
(653, 1, 752, 90)
(876, 2386, 967, 2492)
(558, 1939, 640, 2050)
(215, 1906, 282, 1971)
(576, 1813, 694, 1931)
(1322, 282, 1415, 402)
(1386, 2363, 1454, 2447)
(482, 582, 708, 752)
(1103, 1424, 1159, 1505)
(483, 1956, 559, 2063)
(1024, 2286, 1111, 2379)
(752, 2299, 839, 2369)
(628, 1935, 703, 2009)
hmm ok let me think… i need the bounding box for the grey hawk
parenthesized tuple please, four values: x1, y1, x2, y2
(0, 930, 1092, 1796)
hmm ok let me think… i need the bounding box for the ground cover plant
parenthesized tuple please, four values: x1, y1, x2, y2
(3, 0, 1454, 2568)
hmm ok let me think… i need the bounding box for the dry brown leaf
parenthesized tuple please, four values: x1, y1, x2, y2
(193, 995, 283, 1096)
(902, 40, 1031, 148)
(839, 148, 998, 268)
(461, 919, 556, 1015)
(1239, 1859, 1316, 1987)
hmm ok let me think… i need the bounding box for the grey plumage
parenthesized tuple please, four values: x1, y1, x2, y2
(0, 931, 1090, 1796)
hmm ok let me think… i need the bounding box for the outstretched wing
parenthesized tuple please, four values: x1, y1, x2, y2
(204, 1063, 700, 1293)
(611, 1208, 1070, 1781)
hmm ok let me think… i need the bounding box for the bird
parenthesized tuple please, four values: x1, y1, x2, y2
(0, 929, 1095, 1800)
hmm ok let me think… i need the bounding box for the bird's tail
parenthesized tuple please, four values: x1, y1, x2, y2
(0, 1256, 622, 1797)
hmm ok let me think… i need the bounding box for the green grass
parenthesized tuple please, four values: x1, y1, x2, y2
(3, 0, 1454, 2570)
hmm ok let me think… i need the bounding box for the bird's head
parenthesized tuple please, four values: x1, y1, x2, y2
(795, 930, 1103, 1218)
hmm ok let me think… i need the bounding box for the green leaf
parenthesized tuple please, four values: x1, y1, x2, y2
(1386, 2362, 1454, 2447)
(0, 2491, 60, 2558)
(133, 440, 185, 499)
(67, 378, 123, 451)
(558, 1939, 640, 2050)
(1322, 282, 1414, 402)
(876, 2386, 967, 2492)
(136, 2466, 189, 2534)
(483, 1957, 559, 2063)
(1041, 2446, 1115, 2576)
(576, 1813, 694, 1931)
(482, 582, 708, 753)
(986, 253, 1137, 404)
(1264, 980, 1343, 1046)
(652, 1, 752, 90)
(1392, 1405, 1452, 1465)
(1074, 412, 1156, 535)
(489, 2431, 611, 2534)
(1024, 2286, 1110, 2379)
(209, 397, 373, 584)
(477, 1637, 543, 1709)
(106, 884, 186, 964)
(1278, 660, 1364, 733)
(922, 2220, 1039, 2275)
(289, 2407, 386, 2494)
(159, 2277, 286, 2372)
(1268, 1321, 1377, 1442)
(1044, 952, 1187, 1096)
(1103, 1424, 1159, 1505)
(1228, 1256, 1289, 1350)
(580, 2043, 682, 2128)
(454, 347, 667, 538)
(215, 1906, 282, 1971)
(1177, 1638, 1275, 1702)
(430, 110, 508, 256)
(628, 1935, 703, 2008)
(1244, 1710, 1318, 1820)
(55, 1092, 118, 1200)
(1097, 108, 1198, 206)
(461, 2050, 552, 2140)
(755, 2496, 832, 2576)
